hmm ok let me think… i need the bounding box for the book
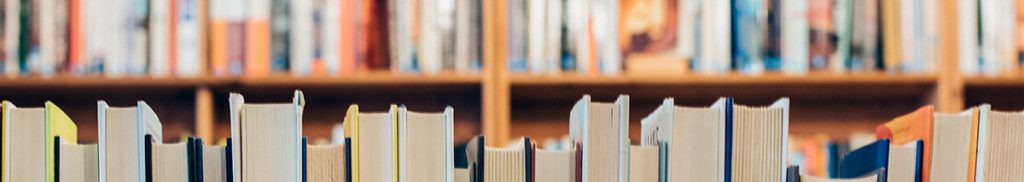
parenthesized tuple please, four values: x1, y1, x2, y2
(246, 0, 271, 77)
(696, 0, 731, 74)
(887, 140, 922, 182)
(627, 145, 658, 182)
(149, 0, 174, 77)
(526, 0, 546, 74)
(850, 0, 879, 71)
(639, 97, 728, 182)
(619, 0, 683, 75)
(175, 0, 204, 77)
(836, 139, 889, 178)
(959, 0, 981, 75)
(342, 104, 399, 182)
(147, 136, 191, 182)
(201, 142, 228, 182)
(980, 0, 1018, 75)
(481, 137, 533, 181)
(930, 108, 976, 182)
(454, 168, 470, 182)
(2, 0, 18, 76)
(880, 0, 901, 72)
(976, 105, 1024, 181)
(507, 0, 528, 72)
(466, 136, 484, 182)
(306, 143, 345, 182)
(2, 101, 77, 182)
(97, 101, 163, 182)
(781, 0, 809, 74)
(732, 0, 767, 74)
(569, 95, 629, 182)
(229, 91, 305, 182)
(386, 0, 414, 73)
(731, 98, 789, 182)
(56, 136, 98, 182)
(876, 106, 933, 182)
(290, 0, 317, 76)
(592, 0, 621, 75)
(534, 147, 574, 182)
(544, 0, 562, 75)
(209, 0, 247, 76)
(398, 106, 454, 182)
(798, 168, 885, 182)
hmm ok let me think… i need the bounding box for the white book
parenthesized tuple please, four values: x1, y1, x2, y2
(698, 0, 731, 74)
(674, 0, 698, 61)
(229, 91, 305, 182)
(568, 0, 589, 74)
(527, 0, 546, 74)
(323, 0, 342, 75)
(979, 0, 1017, 75)
(176, 0, 203, 77)
(420, 0, 443, 74)
(98, 101, 163, 182)
(570, 95, 629, 182)
(3, 0, 18, 76)
(976, 104, 1024, 181)
(958, 0, 980, 75)
(149, 0, 172, 77)
(453, 0, 472, 73)
(398, 106, 454, 182)
(640, 98, 728, 182)
(888, 141, 920, 182)
(545, 0, 562, 74)
(593, 0, 621, 75)
(151, 142, 189, 182)
(290, 0, 314, 76)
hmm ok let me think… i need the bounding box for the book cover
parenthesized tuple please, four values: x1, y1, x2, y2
(837, 139, 889, 178)
(45, 102, 76, 182)
(876, 106, 933, 182)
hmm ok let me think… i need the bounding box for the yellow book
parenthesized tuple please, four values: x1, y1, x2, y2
(343, 105, 360, 182)
(2, 101, 10, 182)
(45, 102, 77, 182)
(389, 104, 398, 182)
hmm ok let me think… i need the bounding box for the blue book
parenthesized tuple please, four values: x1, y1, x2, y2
(724, 98, 734, 182)
(837, 139, 890, 178)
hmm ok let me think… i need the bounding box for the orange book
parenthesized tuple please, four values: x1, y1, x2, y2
(876, 106, 933, 182)
(68, 0, 83, 73)
(210, 20, 228, 76)
(966, 107, 980, 182)
(587, 18, 598, 75)
(246, 15, 270, 77)
(339, 0, 357, 74)
(169, 0, 177, 74)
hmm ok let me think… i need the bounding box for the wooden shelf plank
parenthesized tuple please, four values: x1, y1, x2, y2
(510, 72, 937, 86)
(237, 72, 482, 87)
(964, 76, 1024, 87)
(0, 76, 224, 88)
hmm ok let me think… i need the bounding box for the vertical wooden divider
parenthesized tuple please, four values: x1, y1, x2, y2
(483, 0, 511, 146)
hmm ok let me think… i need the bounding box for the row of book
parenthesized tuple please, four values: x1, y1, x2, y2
(511, 0, 1024, 76)
(0, 0, 482, 78)
(4, 92, 1023, 181)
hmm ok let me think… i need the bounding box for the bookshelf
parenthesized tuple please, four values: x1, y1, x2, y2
(0, 0, 1014, 147)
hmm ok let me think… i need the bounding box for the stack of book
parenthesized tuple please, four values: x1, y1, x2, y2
(2, 92, 1024, 181)
(0, 0, 483, 78)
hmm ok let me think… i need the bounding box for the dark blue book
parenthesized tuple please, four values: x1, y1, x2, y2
(837, 139, 890, 178)
(724, 97, 734, 182)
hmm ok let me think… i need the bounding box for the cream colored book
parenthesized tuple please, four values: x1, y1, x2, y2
(229, 91, 305, 182)
(639, 98, 727, 182)
(342, 104, 399, 182)
(930, 110, 974, 182)
(398, 106, 453, 182)
(976, 105, 1024, 181)
(57, 142, 98, 182)
(535, 148, 574, 182)
(3, 101, 78, 182)
(151, 142, 189, 182)
(97, 101, 163, 182)
(888, 141, 920, 182)
(628, 145, 659, 182)
(569, 95, 629, 182)
(203, 144, 228, 182)
(484, 137, 530, 182)
(732, 98, 789, 182)
(306, 144, 345, 182)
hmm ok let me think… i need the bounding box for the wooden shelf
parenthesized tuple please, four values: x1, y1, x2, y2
(965, 76, 1024, 87)
(0, 75, 223, 88)
(510, 72, 936, 86)
(238, 72, 482, 87)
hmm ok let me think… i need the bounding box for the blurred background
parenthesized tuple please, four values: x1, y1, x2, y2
(0, 0, 1021, 173)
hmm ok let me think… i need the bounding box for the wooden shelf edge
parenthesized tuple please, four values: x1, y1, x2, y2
(964, 76, 1024, 87)
(509, 72, 938, 86)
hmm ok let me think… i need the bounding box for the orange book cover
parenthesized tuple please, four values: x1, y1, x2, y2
(211, 21, 228, 76)
(339, 0, 356, 74)
(68, 0, 82, 72)
(169, 0, 178, 73)
(876, 106, 933, 182)
(246, 19, 270, 77)
(967, 107, 979, 182)
(587, 18, 597, 75)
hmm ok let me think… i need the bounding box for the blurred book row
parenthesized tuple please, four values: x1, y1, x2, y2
(0, 0, 482, 78)
(509, 0, 1024, 76)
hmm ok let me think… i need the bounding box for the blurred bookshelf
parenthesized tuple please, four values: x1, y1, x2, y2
(3, 0, 1024, 148)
